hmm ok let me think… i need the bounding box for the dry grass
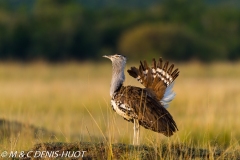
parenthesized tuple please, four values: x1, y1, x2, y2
(0, 61, 240, 158)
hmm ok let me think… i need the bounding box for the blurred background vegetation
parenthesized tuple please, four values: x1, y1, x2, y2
(0, 0, 239, 62)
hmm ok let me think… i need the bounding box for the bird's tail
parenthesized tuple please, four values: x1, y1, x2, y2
(127, 58, 179, 102)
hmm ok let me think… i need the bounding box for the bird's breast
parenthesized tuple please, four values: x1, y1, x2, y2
(111, 99, 133, 121)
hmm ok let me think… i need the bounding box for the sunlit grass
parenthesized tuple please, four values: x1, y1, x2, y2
(0, 61, 240, 156)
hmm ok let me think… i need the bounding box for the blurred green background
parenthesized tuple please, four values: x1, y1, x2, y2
(0, 0, 239, 62)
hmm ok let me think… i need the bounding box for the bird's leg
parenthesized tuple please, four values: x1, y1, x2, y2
(133, 119, 140, 145)
(136, 119, 140, 145)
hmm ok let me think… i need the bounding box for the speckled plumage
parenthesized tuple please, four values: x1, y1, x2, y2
(112, 85, 177, 136)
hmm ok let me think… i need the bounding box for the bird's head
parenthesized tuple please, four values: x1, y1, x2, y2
(103, 54, 127, 66)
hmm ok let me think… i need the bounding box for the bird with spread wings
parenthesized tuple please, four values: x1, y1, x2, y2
(103, 54, 179, 145)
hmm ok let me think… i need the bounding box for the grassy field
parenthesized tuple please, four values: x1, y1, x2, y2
(0, 61, 240, 158)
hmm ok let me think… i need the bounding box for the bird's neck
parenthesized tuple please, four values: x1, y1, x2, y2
(110, 63, 125, 97)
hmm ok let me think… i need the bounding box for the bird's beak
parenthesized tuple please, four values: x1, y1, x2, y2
(103, 55, 111, 59)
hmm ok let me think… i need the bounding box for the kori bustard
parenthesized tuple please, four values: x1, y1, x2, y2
(103, 54, 179, 145)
